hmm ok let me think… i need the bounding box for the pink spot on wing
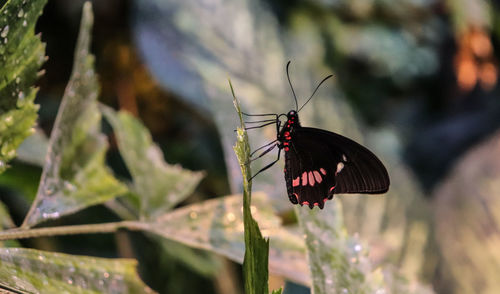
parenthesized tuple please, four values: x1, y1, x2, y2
(329, 186, 336, 192)
(293, 193, 299, 202)
(314, 202, 319, 206)
(308, 171, 315, 186)
(323, 198, 328, 203)
(292, 177, 300, 187)
(302, 172, 308, 186)
(302, 201, 309, 206)
(313, 171, 322, 183)
(320, 168, 327, 175)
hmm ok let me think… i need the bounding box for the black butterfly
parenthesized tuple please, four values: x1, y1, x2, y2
(244, 62, 390, 209)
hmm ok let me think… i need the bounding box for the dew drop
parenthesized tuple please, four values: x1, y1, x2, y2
(63, 181, 77, 193)
(225, 212, 236, 222)
(15, 76, 20, 84)
(17, 91, 26, 107)
(1, 25, 9, 38)
(17, 9, 24, 18)
(354, 244, 362, 252)
(4, 115, 13, 125)
(44, 182, 57, 196)
(22, 20, 27, 27)
(42, 211, 60, 219)
(0, 160, 5, 170)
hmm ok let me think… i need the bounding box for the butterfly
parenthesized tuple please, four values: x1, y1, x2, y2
(244, 62, 390, 209)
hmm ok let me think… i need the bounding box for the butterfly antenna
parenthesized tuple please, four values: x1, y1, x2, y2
(286, 61, 299, 111)
(297, 74, 334, 112)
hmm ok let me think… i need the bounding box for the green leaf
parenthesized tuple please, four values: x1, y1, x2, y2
(0, 247, 155, 293)
(296, 202, 375, 294)
(101, 105, 204, 220)
(271, 288, 283, 294)
(0, 0, 47, 173)
(22, 2, 127, 228)
(160, 239, 221, 277)
(231, 81, 271, 294)
(144, 193, 310, 285)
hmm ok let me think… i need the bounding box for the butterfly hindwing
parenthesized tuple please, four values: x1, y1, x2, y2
(285, 127, 390, 209)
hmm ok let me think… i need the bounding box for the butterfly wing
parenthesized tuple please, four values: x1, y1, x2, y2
(284, 127, 390, 209)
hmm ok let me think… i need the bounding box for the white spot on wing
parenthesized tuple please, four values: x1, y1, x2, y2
(336, 162, 344, 175)
(342, 154, 347, 162)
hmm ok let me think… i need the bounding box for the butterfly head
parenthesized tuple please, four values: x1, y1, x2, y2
(286, 110, 299, 125)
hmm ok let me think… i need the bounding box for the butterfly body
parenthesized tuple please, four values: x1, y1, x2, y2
(277, 110, 390, 209)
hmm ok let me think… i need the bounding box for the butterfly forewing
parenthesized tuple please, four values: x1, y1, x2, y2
(285, 127, 390, 209)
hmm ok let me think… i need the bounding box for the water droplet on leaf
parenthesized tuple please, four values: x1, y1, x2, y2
(0, 25, 9, 38)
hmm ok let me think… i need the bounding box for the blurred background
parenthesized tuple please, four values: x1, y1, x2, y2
(1, 0, 500, 293)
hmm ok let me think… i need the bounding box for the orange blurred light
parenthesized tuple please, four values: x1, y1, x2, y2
(456, 55, 478, 91)
(454, 27, 498, 92)
(470, 30, 492, 58)
(479, 63, 498, 91)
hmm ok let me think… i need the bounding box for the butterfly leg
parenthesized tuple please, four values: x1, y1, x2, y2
(249, 147, 282, 181)
(247, 143, 278, 164)
(250, 140, 278, 157)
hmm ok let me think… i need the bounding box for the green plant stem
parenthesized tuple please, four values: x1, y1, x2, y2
(0, 221, 148, 241)
(230, 80, 271, 294)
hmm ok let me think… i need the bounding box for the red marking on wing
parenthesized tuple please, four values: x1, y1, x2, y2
(284, 147, 289, 151)
(313, 202, 319, 207)
(293, 193, 299, 202)
(313, 171, 322, 183)
(329, 186, 336, 192)
(323, 198, 328, 203)
(302, 201, 310, 206)
(320, 168, 326, 175)
(308, 171, 315, 186)
(302, 172, 308, 186)
(292, 177, 300, 187)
